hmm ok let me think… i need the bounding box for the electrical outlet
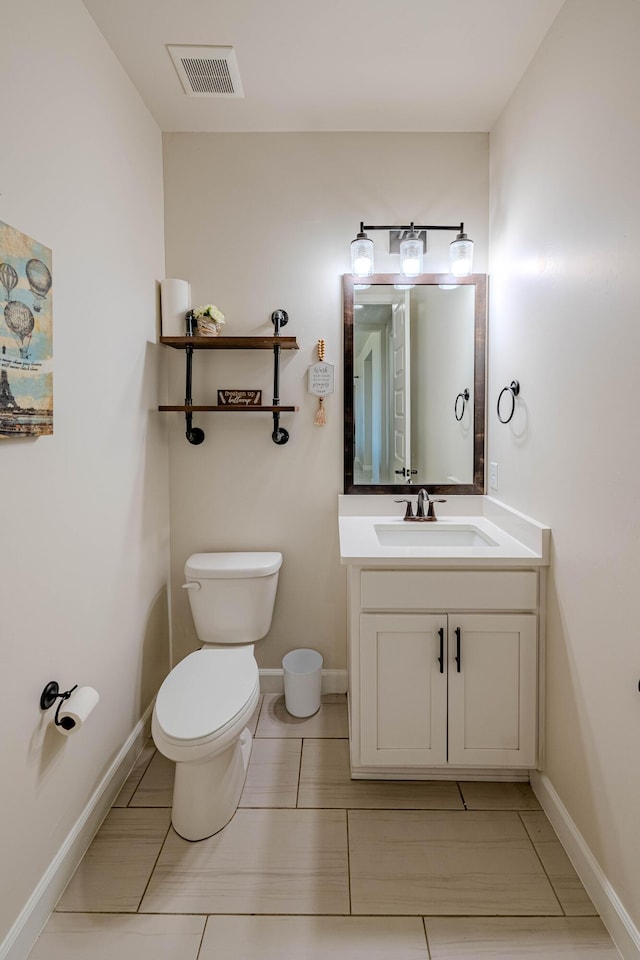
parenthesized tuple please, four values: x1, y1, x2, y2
(489, 461, 498, 491)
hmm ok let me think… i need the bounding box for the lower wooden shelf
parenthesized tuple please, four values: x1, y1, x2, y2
(158, 404, 298, 412)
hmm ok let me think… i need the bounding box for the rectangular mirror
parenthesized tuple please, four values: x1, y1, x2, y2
(344, 274, 486, 495)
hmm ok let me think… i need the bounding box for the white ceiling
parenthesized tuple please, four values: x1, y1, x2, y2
(82, 0, 565, 133)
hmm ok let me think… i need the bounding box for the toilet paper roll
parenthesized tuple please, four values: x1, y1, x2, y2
(56, 686, 100, 736)
(160, 279, 191, 337)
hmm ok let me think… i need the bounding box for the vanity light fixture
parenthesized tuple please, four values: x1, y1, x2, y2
(350, 221, 474, 277)
(449, 229, 474, 277)
(399, 225, 423, 277)
(350, 228, 375, 278)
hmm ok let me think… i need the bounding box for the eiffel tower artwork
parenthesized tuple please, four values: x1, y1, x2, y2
(0, 367, 19, 411)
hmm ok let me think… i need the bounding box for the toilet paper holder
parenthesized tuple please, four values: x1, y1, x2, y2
(40, 681, 79, 730)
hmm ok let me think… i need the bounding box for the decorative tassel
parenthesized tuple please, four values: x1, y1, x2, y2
(317, 338, 326, 361)
(314, 396, 327, 426)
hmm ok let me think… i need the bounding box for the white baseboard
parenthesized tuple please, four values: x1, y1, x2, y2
(259, 668, 348, 695)
(530, 771, 640, 960)
(0, 706, 154, 960)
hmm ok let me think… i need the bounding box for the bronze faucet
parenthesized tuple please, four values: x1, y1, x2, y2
(395, 488, 447, 522)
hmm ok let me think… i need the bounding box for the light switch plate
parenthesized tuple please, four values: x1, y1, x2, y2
(489, 461, 498, 491)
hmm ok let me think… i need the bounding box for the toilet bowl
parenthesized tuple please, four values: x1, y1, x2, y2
(152, 551, 282, 841)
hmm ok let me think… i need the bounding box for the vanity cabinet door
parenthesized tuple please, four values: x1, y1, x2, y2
(447, 614, 537, 768)
(359, 613, 448, 766)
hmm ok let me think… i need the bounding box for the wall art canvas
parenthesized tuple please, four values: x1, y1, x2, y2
(0, 220, 53, 437)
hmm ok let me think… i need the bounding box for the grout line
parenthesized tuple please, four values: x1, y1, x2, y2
(52, 909, 213, 917)
(230, 804, 523, 812)
(194, 914, 209, 960)
(422, 916, 433, 960)
(422, 912, 581, 918)
(346, 809, 352, 915)
(52, 909, 581, 918)
(135, 821, 173, 913)
(517, 811, 565, 916)
(251, 694, 266, 738)
(115, 741, 156, 808)
(295, 739, 304, 807)
(311, 803, 478, 810)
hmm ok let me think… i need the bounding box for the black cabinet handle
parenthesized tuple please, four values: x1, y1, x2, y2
(437, 627, 444, 674)
(455, 627, 461, 672)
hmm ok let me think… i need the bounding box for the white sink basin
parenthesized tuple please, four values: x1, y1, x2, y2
(374, 523, 499, 548)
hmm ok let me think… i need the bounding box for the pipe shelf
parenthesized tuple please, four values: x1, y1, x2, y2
(158, 311, 297, 444)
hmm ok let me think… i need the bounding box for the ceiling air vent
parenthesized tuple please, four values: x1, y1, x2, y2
(167, 44, 244, 98)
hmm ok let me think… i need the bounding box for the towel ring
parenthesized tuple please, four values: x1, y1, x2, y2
(497, 380, 520, 424)
(454, 388, 470, 422)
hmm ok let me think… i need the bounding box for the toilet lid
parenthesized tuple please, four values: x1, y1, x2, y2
(154, 647, 259, 742)
(185, 552, 282, 579)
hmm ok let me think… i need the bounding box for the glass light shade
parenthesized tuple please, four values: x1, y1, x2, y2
(399, 233, 423, 277)
(450, 234, 474, 277)
(351, 234, 374, 277)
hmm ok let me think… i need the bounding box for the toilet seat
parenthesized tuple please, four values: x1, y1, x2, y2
(154, 646, 259, 748)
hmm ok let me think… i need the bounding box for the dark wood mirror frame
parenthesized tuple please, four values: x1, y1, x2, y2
(343, 273, 487, 496)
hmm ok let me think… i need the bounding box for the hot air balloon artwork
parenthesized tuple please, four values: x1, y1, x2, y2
(0, 262, 18, 301)
(5, 301, 35, 358)
(0, 219, 53, 438)
(26, 258, 52, 312)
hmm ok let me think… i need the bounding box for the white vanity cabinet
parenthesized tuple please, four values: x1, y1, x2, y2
(348, 568, 541, 779)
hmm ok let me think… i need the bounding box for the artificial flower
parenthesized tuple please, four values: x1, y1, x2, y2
(193, 304, 225, 324)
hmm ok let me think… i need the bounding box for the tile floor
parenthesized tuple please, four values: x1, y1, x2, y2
(29, 694, 621, 959)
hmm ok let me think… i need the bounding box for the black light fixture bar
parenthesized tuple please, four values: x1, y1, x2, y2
(359, 221, 464, 233)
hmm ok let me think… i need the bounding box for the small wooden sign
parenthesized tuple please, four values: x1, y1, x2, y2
(307, 362, 334, 397)
(217, 389, 262, 406)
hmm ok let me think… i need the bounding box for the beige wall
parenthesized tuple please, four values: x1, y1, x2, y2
(162, 132, 489, 668)
(0, 0, 168, 947)
(489, 0, 640, 933)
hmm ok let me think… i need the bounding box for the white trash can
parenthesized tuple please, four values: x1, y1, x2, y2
(282, 648, 323, 718)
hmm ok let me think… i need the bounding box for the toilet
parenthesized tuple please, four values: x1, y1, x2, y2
(152, 551, 282, 841)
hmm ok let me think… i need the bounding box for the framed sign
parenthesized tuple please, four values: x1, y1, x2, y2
(217, 389, 262, 406)
(307, 361, 334, 397)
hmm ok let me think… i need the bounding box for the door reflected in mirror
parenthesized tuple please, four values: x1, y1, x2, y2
(344, 274, 486, 495)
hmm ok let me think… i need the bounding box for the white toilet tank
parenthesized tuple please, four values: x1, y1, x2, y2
(184, 552, 282, 645)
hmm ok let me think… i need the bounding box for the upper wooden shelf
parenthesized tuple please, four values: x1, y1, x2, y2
(160, 335, 299, 350)
(158, 404, 298, 412)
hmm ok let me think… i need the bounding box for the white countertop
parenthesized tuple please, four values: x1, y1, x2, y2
(338, 496, 550, 568)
